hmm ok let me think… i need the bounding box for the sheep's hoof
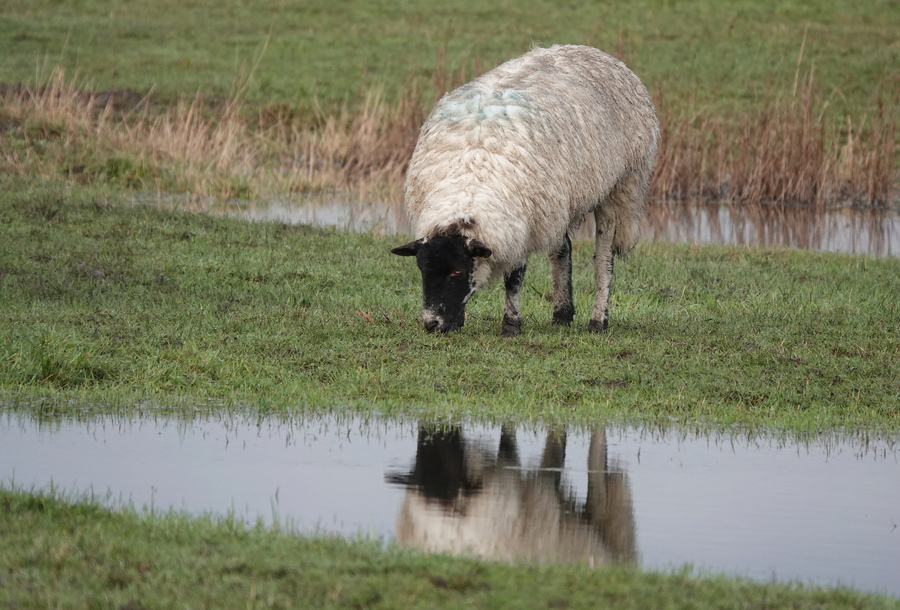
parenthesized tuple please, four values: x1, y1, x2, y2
(588, 318, 608, 334)
(552, 309, 574, 326)
(501, 315, 521, 338)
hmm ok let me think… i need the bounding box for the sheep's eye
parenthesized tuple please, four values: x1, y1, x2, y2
(449, 270, 463, 279)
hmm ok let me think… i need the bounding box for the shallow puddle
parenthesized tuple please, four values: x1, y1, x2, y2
(2, 414, 898, 596)
(214, 196, 900, 258)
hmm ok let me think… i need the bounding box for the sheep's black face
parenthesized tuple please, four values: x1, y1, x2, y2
(391, 234, 492, 333)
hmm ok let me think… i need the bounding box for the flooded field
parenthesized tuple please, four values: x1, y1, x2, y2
(2, 414, 898, 597)
(215, 197, 900, 258)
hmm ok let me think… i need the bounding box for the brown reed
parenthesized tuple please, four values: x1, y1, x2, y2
(1, 65, 896, 207)
(652, 72, 898, 207)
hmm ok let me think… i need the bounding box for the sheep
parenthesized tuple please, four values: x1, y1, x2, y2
(391, 44, 659, 337)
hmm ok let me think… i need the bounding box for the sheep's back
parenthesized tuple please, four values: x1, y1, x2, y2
(405, 45, 658, 267)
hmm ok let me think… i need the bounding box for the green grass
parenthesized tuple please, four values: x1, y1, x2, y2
(1, 3, 898, 600)
(2, 488, 897, 609)
(2, 178, 897, 431)
(1, 0, 897, 115)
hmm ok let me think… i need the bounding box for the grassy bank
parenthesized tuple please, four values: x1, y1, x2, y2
(2, 179, 897, 431)
(2, 488, 897, 609)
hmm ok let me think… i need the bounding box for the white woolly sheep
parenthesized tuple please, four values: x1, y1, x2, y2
(392, 44, 659, 337)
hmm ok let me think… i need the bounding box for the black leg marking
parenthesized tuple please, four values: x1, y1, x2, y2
(550, 234, 575, 326)
(501, 265, 526, 338)
(501, 314, 522, 337)
(587, 317, 609, 333)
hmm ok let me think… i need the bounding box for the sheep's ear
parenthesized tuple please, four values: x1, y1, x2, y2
(391, 239, 423, 256)
(467, 239, 492, 259)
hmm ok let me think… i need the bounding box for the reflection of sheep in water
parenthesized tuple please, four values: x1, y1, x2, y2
(392, 44, 659, 337)
(385, 427, 635, 566)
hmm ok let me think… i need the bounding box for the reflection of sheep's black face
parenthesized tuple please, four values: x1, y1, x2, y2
(391, 234, 492, 334)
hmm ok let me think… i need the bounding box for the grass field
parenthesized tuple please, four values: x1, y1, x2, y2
(1, 1, 898, 605)
(2, 178, 897, 432)
(2, 0, 897, 113)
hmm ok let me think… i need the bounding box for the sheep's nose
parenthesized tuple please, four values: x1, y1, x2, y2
(424, 318, 440, 333)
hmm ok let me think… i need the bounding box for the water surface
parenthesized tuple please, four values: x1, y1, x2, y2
(2, 414, 898, 597)
(215, 197, 900, 258)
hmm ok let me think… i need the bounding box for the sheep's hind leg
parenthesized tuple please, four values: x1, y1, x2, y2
(590, 209, 615, 333)
(590, 170, 647, 333)
(501, 264, 526, 338)
(549, 233, 575, 325)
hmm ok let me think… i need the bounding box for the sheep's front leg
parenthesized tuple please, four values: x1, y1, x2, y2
(590, 211, 616, 333)
(501, 264, 526, 338)
(549, 233, 575, 325)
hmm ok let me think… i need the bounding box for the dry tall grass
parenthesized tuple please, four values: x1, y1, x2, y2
(652, 73, 898, 207)
(0, 68, 419, 200)
(1, 65, 897, 207)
